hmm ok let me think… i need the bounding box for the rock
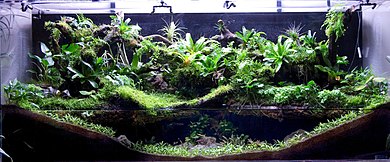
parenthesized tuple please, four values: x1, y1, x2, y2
(283, 129, 309, 142)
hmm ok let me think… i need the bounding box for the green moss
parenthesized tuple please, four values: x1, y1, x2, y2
(116, 86, 186, 110)
(35, 110, 116, 137)
(116, 84, 233, 110)
(37, 97, 106, 110)
(187, 85, 233, 106)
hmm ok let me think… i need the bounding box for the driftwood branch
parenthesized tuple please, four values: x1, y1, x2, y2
(142, 34, 173, 46)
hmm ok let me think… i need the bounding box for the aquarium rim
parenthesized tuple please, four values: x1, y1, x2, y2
(0, 0, 363, 14)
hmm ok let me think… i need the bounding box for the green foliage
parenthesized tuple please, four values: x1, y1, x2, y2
(172, 33, 218, 66)
(340, 67, 388, 96)
(104, 74, 135, 87)
(322, 8, 345, 41)
(263, 36, 295, 72)
(28, 42, 63, 86)
(362, 95, 389, 112)
(4, 79, 44, 109)
(221, 134, 249, 146)
(258, 81, 319, 106)
(217, 120, 237, 138)
(196, 44, 225, 78)
(186, 85, 233, 106)
(315, 55, 348, 82)
(110, 14, 141, 40)
(346, 95, 365, 108)
(235, 26, 255, 48)
(317, 89, 347, 108)
(311, 111, 359, 134)
(188, 115, 210, 142)
(39, 111, 116, 137)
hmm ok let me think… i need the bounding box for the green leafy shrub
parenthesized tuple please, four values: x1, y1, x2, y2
(4, 79, 44, 109)
(317, 89, 347, 108)
(258, 81, 319, 106)
(340, 67, 388, 97)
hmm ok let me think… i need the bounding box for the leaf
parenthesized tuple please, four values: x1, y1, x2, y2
(62, 43, 80, 53)
(275, 61, 282, 72)
(355, 85, 366, 91)
(336, 56, 348, 65)
(79, 90, 95, 96)
(41, 59, 49, 67)
(81, 60, 94, 71)
(373, 77, 386, 83)
(40, 42, 52, 56)
(364, 76, 374, 84)
(315, 65, 330, 73)
(96, 57, 103, 65)
(67, 67, 84, 79)
(29, 53, 42, 62)
(88, 80, 98, 88)
(45, 57, 55, 66)
(124, 18, 131, 25)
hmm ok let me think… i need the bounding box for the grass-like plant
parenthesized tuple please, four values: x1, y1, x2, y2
(37, 111, 116, 137)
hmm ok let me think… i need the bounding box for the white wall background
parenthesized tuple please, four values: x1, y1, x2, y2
(0, 4, 32, 104)
(363, 1, 390, 77)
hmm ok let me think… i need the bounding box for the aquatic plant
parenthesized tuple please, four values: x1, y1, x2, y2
(311, 111, 359, 134)
(221, 134, 249, 146)
(129, 111, 364, 157)
(38, 111, 116, 137)
(216, 120, 237, 138)
(188, 115, 210, 142)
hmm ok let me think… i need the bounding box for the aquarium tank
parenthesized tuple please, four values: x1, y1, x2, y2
(2, 0, 390, 161)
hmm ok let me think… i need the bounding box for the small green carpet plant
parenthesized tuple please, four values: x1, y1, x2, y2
(129, 111, 362, 157)
(35, 110, 116, 137)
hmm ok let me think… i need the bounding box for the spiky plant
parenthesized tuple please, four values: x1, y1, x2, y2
(159, 19, 186, 42)
(284, 22, 304, 43)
